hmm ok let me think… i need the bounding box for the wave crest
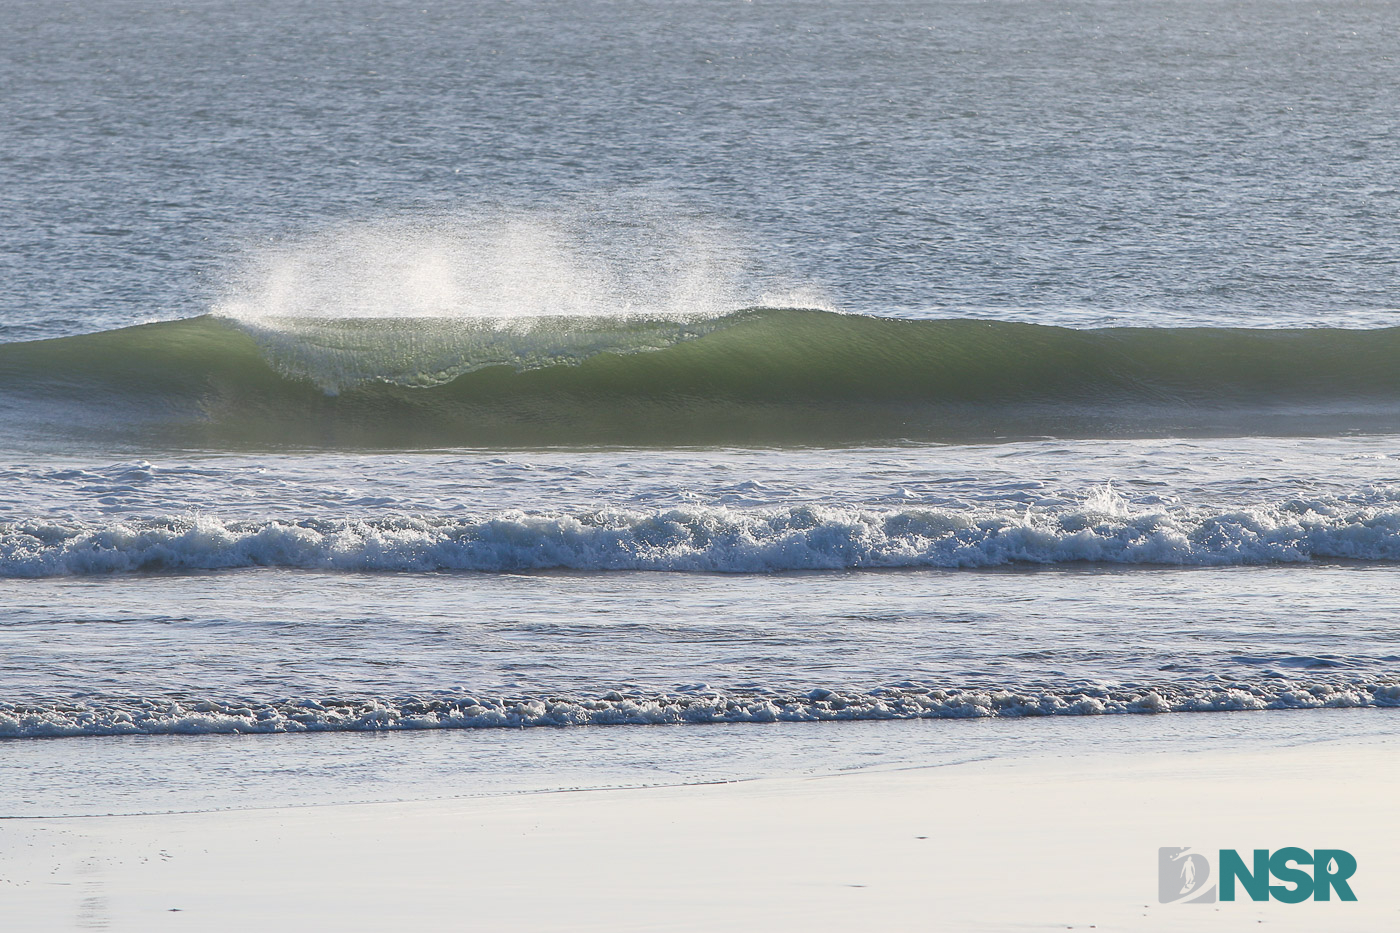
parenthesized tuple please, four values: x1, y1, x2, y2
(6, 310, 1400, 447)
(5, 681, 1398, 737)
(228, 313, 728, 394)
(6, 497, 1400, 577)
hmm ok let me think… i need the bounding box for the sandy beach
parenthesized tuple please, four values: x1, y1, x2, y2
(4, 717, 1394, 932)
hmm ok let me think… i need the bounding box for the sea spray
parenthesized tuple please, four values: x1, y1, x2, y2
(212, 208, 829, 324)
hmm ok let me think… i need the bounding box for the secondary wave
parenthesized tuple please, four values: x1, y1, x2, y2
(3, 680, 1397, 737)
(5, 310, 1400, 448)
(6, 496, 1400, 576)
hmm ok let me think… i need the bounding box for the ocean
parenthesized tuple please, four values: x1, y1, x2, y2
(2, 0, 1398, 817)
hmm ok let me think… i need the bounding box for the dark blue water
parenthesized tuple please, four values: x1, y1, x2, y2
(3, 0, 1399, 340)
(1, 0, 1397, 769)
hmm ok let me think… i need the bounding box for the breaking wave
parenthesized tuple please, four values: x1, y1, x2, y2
(4, 310, 1400, 448)
(6, 496, 1400, 577)
(4, 681, 1398, 737)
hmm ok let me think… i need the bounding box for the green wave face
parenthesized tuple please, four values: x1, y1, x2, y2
(3, 309, 1400, 450)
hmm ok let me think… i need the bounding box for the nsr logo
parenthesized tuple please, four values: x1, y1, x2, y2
(1159, 847, 1358, 904)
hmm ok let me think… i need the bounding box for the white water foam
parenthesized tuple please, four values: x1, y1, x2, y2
(6, 493, 1400, 577)
(4, 682, 1398, 737)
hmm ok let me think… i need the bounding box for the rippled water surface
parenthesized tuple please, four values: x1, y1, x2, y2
(2, 0, 1398, 799)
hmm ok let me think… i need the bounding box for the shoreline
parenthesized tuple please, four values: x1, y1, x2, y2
(5, 705, 1395, 818)
(3, 713, 1395, 931)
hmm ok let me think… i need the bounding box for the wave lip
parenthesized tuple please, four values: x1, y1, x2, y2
(4, 681, 1398, 737)
(6, 496, 1400, 577)
(226, 312, 730, 394)
(6, 310, 1400, 447)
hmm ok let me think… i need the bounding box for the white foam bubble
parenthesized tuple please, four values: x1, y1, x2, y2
(3, 681, 1395, 737)
(5, 497, 1400, 577)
